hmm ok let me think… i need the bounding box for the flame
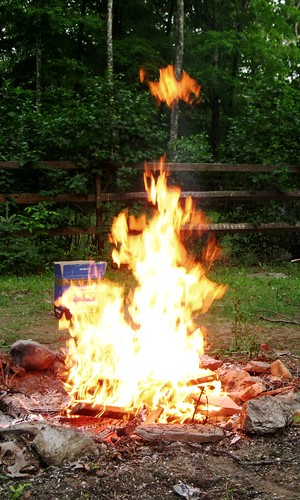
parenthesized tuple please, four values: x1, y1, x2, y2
(140, 65, 201, 107)
(59, 159, 227, 422)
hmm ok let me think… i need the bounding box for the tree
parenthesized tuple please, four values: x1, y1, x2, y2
(0, 0, 299, 163)
(107, 0, 114, 79)
(35, 0, 42, 112)
(170, 0, 185, 148)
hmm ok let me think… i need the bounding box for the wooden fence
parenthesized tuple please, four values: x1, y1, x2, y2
(0, 161, 299, 253)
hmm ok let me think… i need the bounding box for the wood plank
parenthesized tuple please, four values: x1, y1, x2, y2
(134, 423, 225, 443)
(134, 162, 300, 173)
(0, 161, 20, 169)
(99, 190, 300, 202)
(0, 161, 78, 169)
(0, 226, 99, 238)
(179, 190, 300, 201)
(0, 193, 96, 204)
(1, 190, 300, 205)
(181, 222, 300, 233)
(2, 222, 300, 239)
(0, 161, 299, 173)
(39, 161, 78, 169)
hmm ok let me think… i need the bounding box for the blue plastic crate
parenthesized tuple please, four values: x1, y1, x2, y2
(53, 260, 107, 319)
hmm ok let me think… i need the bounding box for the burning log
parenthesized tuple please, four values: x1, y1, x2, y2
(67, 403, 135, 420)
(187, 374, 218, 387)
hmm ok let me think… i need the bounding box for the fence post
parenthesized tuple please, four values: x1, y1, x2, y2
(95, 174, 104, 254)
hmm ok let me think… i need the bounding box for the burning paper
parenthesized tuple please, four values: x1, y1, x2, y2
(59, 159, 227, 422)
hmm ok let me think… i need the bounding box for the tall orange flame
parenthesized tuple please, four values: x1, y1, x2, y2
(59, 159, 227, 423)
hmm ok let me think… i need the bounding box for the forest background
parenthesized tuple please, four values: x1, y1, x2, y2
(0, 0, 299, 274)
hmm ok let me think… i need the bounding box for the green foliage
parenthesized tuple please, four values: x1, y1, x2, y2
(116, 166, 140, 192)
(0, 83, 41, 163)
(0, 202, 69, 274)
(219, 233, 295, 267)
(0, 169, 15, 192)
(20, 203, 60, 233)
(169, 133, 213, 162)
(8, 483, 32, 500)
(0, 77, 167, 166)
(222, 83, 300, 165)
(229, 290, 260, 356)
(0, 0, 299, 269)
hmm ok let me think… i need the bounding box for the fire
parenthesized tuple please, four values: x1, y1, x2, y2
(59, 159, 227, 422)
(140, 65, 201, 107)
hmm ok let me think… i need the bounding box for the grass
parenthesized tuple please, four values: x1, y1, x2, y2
(0, 273, 55, 348)
(0, 263, 299, 353)
(207, 262, 300, 322)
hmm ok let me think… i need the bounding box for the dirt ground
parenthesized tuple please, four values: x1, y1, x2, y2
(1, 319, 300, 500)
(1, 422, 299, 500)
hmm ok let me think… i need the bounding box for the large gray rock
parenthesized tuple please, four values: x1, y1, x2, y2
(240, 395, 293, 434)
(33, 424, 99, 466)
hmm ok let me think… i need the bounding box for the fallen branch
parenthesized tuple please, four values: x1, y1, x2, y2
(258, 385, 294, 397)
(257, 309, 300, 325)
(211, 449, 297, 466)
(259, 316, 300, 325)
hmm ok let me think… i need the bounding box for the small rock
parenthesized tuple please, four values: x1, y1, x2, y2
(269, 375, 283, 384)
(240, 395, 293, 434)
(270, 359, 293, 380)
(244, 360, 270, 374)
(238, 382, 266, 402)
(173, 481, 205, 499)
(267, 272, 287, 278)
(220, 368, 253, 392)
(33, 424, 99, 466)
(276, 391, 300, 411)
(199, 354, 223, 371)
(10, 340, 57, 371)
(0, 410, 14, 426)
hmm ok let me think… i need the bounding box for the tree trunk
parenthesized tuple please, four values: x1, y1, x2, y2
(170, 0, 184, 157)
(210, 90, 220, 158)
(209, 0, 220, 158)
(35, 1, 42, 112)
(166, 0, 176, 36)
(107, 0, 114, 81)
(75, 0, 87, 94)
(227, 0, 250, 119)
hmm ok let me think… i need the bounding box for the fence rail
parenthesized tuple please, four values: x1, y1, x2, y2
(2, 190, 300, 205)
(1, 161, 299, 251)
(1, 160, 299, 173)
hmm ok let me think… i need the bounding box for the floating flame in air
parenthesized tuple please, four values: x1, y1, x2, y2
(140, 65, 201, 107)
(59, 158, 227, 422)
